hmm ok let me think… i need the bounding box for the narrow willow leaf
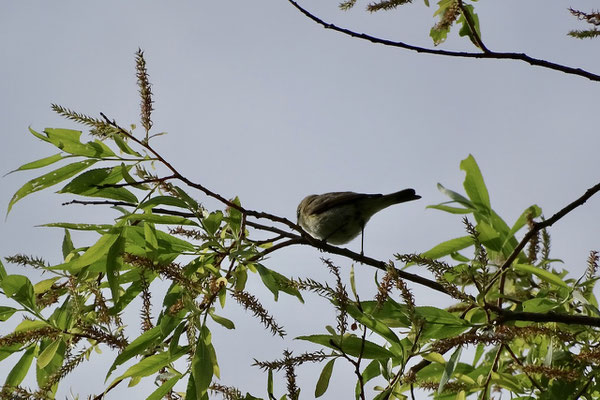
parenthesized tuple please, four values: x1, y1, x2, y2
(346, 305, 401, 347)
(513, 264, 569, 288)
(111, 132, 141, 156)
(126, 213, 199, 226)
(42, 222, 113, 231)
(192, 326, 214, 396)
(7, 159, 97, 215)
(1, 275, 37, 311)
(436, 183, 473, 208)
(37, 339, 61, 369)
(315, 358, 335, 397)
(420, 236, 473, 259)
(504, 205, 542, 249)
(0, 306, 17, 322)
(426, 204, 472, 214)
(297, 334, 393, 359)
(473, 343, 484, 366)
(438, 346, 462, 394)
(106, 326, 163, 379)
(61, 228, 75, 259)
(106, 232, 126, 303)
(457, 4, 481, 48)
(50, 227, 122, 273)
(28, 127, 50, 143)
(4, 345, 36, 387)
(5, 153, 66, 175)
(109, 346, 188, 385)
(203, 211, 223, 236)
(139, 195, 191, 210)
(209, 312, 235, 330)
(44, 128, 116, 157)
(146, 373, 182, 400)
(33, 277, 60, 294)
(460, 154, 491, 211)
(255, 264, 303, 303)
(59, 165, 137, 203)
(267, 369, 274, 397)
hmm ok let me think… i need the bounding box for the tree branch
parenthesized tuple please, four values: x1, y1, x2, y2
(484, 181, 600, 295)
(287, 0, 600, 82)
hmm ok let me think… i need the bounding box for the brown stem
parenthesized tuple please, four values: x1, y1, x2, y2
(287, 0, 600, 82)
(484, 181, 600, 295)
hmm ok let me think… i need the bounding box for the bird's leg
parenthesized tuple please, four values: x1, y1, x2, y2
(360, 221, 365, 257)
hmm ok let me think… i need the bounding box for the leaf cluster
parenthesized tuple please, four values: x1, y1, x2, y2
(2, 52, 600, 400)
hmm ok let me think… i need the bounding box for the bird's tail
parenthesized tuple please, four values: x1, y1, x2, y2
(380, 189, 421, 209)
(386, 188, 421, 205)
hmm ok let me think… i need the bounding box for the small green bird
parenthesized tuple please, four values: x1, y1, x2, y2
(297, 189, 421, 252)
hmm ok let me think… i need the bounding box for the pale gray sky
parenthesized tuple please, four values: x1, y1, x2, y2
(1, 1, 599, 398)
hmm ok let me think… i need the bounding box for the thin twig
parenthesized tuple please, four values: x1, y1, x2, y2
(287, 0, 600, 82)
(484, 182, 600, 295)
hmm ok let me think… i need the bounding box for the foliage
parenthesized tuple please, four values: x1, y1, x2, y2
(2, 51, 600, 400)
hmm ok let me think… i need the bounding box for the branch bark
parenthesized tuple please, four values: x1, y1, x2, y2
(287, 0, 600, 82)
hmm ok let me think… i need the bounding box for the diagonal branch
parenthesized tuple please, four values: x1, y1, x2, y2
(484, 181, 600, 295)
(287, 0, 600, 82)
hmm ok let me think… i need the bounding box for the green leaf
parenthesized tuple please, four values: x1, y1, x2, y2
(513, 264, 568, 288)
(50, 225, 123, 273)
(438, 346, 462, 394)
(146, 373, 182, 400)
(6, 153, 67, 175)
(315, 358, 335, 397)
(0, 306, 17, 321)
(106, 326, 163, 379)
(436, 183, 473, 208)
(125, 213, 199, 226)
(297, 334, 393, 359)
(106, 231, 126, 303)
(59, 165, 138, 203)
(421, 236, 473, 259)
(5, 345, 36, 387)
(427, 204, 472, 214)
(7, 159, 97, 215)
(62, 229, 75, 259)
(460, 155, 490, 212)
(255, 264, 304, 303)
(0, 260, 6, 280)
(37, 339, 61, 369)
(192, 326, 214, 397)
(522, 298, 560, 313)
(139, 196, 191, 210)
(209, 312, 235, 330)
(44, 128, 115, 157)
(111, 133, 141, 156)
(504, 205, 542, 249)
(1, 275, 37, 311)
(203, 211, 223, 236)
(33, 277, 60, 294)
(110, 346, 188, 385)
(267, 369, 274, 398)
(168, 322, 187, 356)
(457, 4, 482, 48)
(473, 343, 484, 366)
(42, 222, 113, 231)
(28, 127, 51, 143)
(346, 305, 401, 348)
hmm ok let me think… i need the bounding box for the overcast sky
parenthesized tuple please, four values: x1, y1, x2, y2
(1, 1, 599, 398)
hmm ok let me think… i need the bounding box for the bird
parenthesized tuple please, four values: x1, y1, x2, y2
(296, 188, 421, 254)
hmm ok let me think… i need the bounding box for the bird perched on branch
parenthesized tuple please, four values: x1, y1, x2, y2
(297, 189, 421, 254)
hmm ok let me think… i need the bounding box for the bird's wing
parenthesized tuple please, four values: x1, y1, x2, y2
(307, 192, 381, 215)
